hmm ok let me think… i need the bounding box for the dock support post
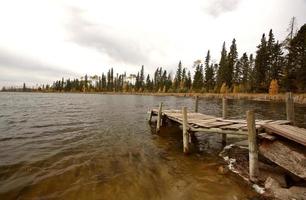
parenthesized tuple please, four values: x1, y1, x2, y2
(148, 110, 153, 123)
(195, 96, 199, 113)
(222, 97, 227, 145)
(156, 102, 163, 133)
(182, 106, 190, 154)
(286, 92, 295, 125)
(247, 110, 259, 182)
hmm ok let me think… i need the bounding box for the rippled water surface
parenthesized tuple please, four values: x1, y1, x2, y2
(0, 93, 305, 199)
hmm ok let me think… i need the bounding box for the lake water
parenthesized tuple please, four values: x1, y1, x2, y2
(0, 93, 305, 199)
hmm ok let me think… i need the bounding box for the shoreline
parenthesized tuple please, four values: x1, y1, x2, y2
(3, 91, 306, 105)
(220, 143, 306, 199)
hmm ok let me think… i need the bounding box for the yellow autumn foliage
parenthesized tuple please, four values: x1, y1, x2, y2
(269, 79, 279, 95)
(220, 83, 228, 93)
(233, 84, 247, 93)
(233, 85, 239, 93)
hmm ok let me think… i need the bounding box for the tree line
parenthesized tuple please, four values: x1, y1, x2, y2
(2, 20, 305, 94)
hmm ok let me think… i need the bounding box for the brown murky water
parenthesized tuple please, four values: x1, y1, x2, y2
(0, 93, 305, 199)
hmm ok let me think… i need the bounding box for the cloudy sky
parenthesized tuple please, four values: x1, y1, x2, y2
(0, 0, 305, 87)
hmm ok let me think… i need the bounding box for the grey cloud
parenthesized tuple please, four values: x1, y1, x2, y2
(204, 0, 241, 17)
(66, 7, 151, 66)
(0, 49, 77, 85)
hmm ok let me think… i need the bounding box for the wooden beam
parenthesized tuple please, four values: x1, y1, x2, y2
(182, 107, 190, 154)
(258, 133, 277, 141)
(189, 127, 248, 135)
(263, 124, 306, 146)
(259, 140, 306, 179)
(247, 110, 259, 182)
(156, 102, 163, 133)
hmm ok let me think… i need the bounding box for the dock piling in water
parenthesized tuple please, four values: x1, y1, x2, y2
(195, 96, 199, 113)
(156, 102, 163, 133)
(286, 92, 295, 125)
(182, 106, 190, 154)
(222, 97, 227, 145)
(247, 110, 259, 182)
(148, 110, 153, 123)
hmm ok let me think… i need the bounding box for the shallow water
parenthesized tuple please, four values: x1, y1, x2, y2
(0, 92, 305, 199)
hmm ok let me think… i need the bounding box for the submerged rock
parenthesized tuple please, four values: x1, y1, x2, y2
(217, 165, 229, 175)
(265, 177, 306, 200)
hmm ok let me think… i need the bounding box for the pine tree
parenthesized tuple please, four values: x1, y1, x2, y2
(228, 38, 238, 87)
(165, 73, 172, 92)
(193, 64, 204, 91)
(161, 69, 167, 91)
(153, 68, 159, 92)
(61, 77, 65, 91)
(186, 71, 192, 90)
(110, 68, 114, 91)
(181, 68, 186, 89)
(140, 65, 144, 89)
(254, 34, 268, 92)
(204, 50, 210, 90)
(286, 24, 306, 91)
(174, 61, 182, 90)
(266, 29, 276, 85)
(240, 53, 249, 84)
(114, 73, 119, 92)
(102, 73, 106, 91)
(233, 59, 242, 84)
(145, 74, 151, 91)
(282, 19, 299, 92)
(107, 70, 110, 91)
(135, 72, 140, 91)
(205, 64, 215, 92)
(217, 42, 228, 87)
(271, 41, 283, 80)
(158, 67, 163, 91)
(284, 17, 297, 47)
(23, 83, 26, 92)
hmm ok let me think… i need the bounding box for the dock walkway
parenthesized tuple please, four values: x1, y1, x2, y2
(150, 109, 291, 135)
(147, 94, 306, 181)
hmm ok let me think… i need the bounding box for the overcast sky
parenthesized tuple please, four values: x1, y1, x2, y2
(0, 0, 305, 87)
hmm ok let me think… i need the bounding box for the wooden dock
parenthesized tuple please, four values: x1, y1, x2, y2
(150, 109, 291, 135)
(148, 94, 306, 182)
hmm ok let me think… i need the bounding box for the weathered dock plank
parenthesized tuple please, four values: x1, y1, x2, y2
(221, 123, 247, 130)
(259, 139, 306, 179)
(198, 121, 234, 128)
(150, 109, 291, 134)
(263, 124, 306, 146)
(269, 120, 291, 125)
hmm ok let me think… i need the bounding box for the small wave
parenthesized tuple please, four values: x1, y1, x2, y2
(0, 137, 15, 142)
(6, 119, 28, 125)
(42, 127, 84, 135)
(31, 122, 82, 128)
(0, 135, 35, 142)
